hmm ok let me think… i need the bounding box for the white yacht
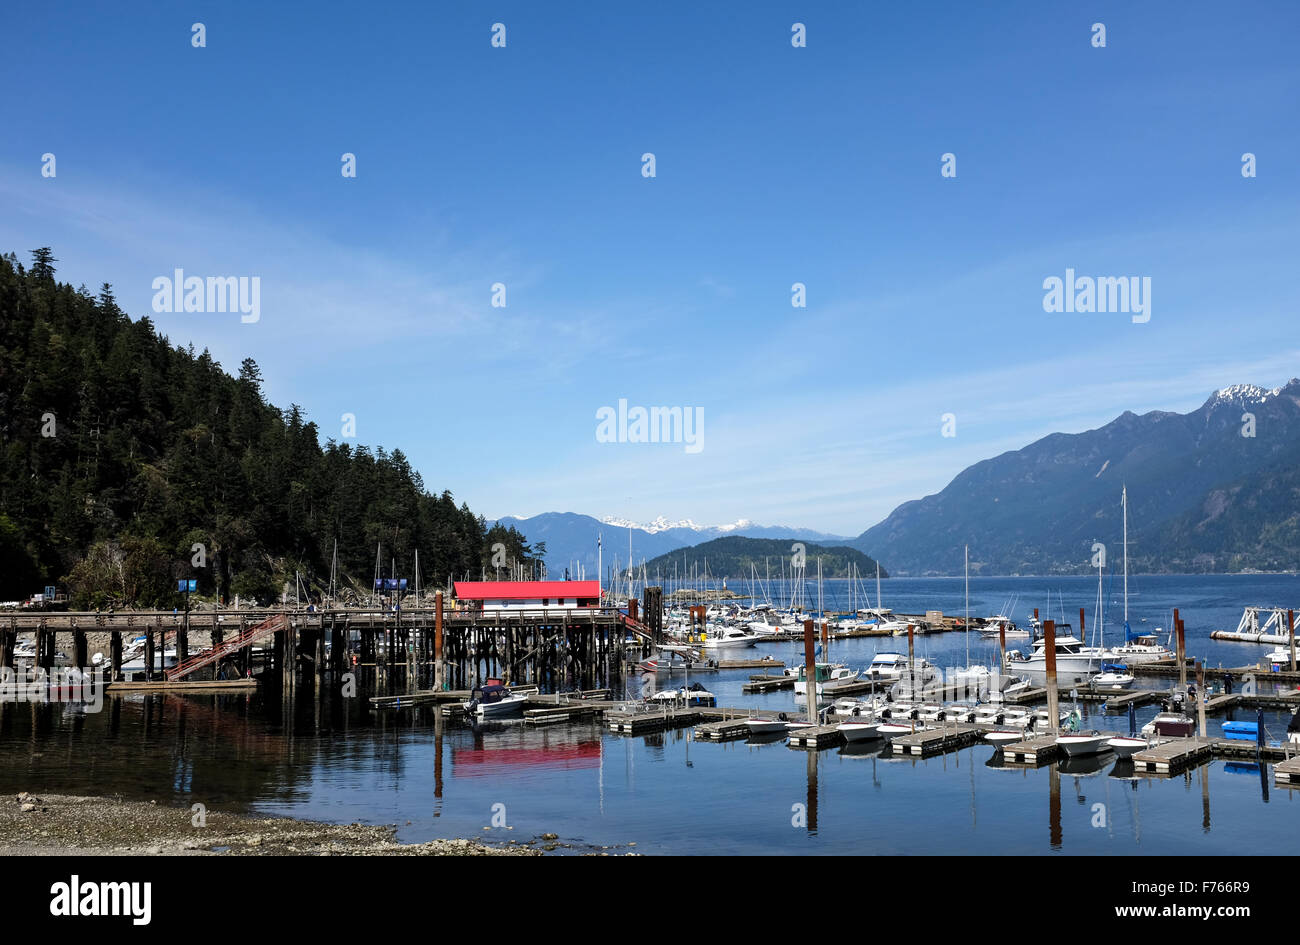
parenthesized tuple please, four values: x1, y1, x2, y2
(1005, 632, 1106, 675)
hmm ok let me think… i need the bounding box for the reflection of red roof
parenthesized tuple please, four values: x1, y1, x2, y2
(453, 581, 600, 601)
(452, 741, 601, 775)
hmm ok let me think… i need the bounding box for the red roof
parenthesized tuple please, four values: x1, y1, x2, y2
(453, 580, 600, 601)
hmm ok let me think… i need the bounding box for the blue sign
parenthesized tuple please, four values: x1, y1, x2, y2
(373, 579, 408, 591)
(178, 580, 197, 592)
(43, 586, 55, 600)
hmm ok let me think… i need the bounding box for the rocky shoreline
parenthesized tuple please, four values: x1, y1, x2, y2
(1, 792, 548, 856)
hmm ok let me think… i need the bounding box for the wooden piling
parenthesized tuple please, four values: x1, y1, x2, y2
(1174, 608, 1186, 692)
(1044, 619, 1059, 734)
(434, 591, 444, 691)
(1196, 661, 1207, 738)
(803, 619, 817, 725)
(1290, 609, 1296, 672)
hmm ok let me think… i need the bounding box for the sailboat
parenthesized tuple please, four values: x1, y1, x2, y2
(952, 545, 991, 695)
(1088, 554, 1135, 689)
(1103, 486, 1175, 665)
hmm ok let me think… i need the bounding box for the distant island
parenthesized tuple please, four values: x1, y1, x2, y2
(642, 536, 887, 581)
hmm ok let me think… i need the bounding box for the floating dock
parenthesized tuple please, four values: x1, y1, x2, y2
(1131, 737, 1215, 774)
(786, 725, 843, 750)
(1002, 735, 1061, 765)
(891, 724, 982, 756)
(1273, 755, 1300, 786)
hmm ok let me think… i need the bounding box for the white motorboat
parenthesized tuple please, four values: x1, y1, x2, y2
(1056, 732, 1111, 756)
(650, 682, 716, 706)
(916, 703, 946, 723)
(980, 616, 1029, 639)
(943, 703, 978, 723)
(1036, 707, 1074, 730)
(1107, 735, 1163, 758)
(885, 620, 920, 636)
(973, 705, 1005, 726)
(464, 683, 528, 718)
(831, 696, 883, 718)
(877, 720, 928, 739)
(883, 701, 918, 720)
(865, 653, 937, 687)
(837, 719, 882, 742)
(698, 627, 758, 651)
(745, 716, 792, 736)
(999, 707, 1033, 729)
(984, 729, 1024, 744)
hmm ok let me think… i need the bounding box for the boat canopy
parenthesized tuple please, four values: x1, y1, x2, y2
(1101, 662, 1128, 673)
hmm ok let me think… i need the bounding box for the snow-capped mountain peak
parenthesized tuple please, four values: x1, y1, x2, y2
(600, 515, 756, 534)
(1206, 383, 1284, 409)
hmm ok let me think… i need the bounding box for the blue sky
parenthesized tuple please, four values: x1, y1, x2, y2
(3, 2, 1298, 533)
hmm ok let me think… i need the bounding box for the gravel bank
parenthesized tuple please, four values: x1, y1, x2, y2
(1, 792, 543, 856)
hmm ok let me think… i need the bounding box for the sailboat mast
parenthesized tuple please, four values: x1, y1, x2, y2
(1122, 486, 1129, 626)
(964, 544, 970, 668)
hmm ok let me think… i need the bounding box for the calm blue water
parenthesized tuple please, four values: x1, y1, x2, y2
(1, 575, 1296, 855)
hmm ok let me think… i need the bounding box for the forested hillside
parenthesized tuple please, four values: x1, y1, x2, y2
(0, 250, 542, 605)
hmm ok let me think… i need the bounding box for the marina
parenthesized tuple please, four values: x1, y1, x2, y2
(2, 573, 1299, 856)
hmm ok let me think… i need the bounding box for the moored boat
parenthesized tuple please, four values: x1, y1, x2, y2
(1056, 732, 1111, 756)
(464, 683, 528, 718)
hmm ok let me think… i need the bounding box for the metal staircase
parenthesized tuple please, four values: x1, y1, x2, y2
(165, 613, 286, 680)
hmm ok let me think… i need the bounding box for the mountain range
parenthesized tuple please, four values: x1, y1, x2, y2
(489, 512, 849, 579)
(849, 381, 1300, 575)
(503, 381, 1300, 578)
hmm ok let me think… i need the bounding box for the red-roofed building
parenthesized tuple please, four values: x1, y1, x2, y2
(453, 580, 601, 612)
